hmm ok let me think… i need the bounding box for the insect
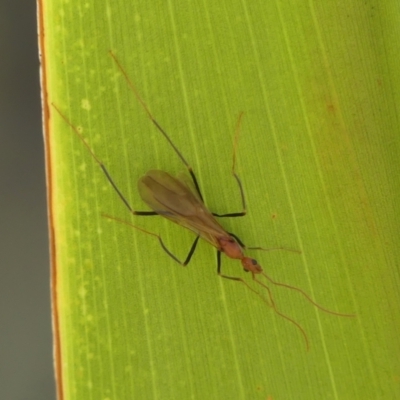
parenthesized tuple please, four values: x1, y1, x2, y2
(52, 51, 354, 350)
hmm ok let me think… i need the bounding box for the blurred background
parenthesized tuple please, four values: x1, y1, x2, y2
(0, 2, 55, 399)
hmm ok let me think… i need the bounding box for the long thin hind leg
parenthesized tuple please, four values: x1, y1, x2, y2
(52, 104, 157, 217)
(110, 51, 247, 217)
(103, 214, 200, 266)
(109, 51, 205, 202)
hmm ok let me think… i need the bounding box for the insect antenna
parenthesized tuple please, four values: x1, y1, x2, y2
(220, 274, 310, 351)
(239, 274, 310, 350)
(218, 254, 310, 350)
(261, 272, 356, 317)
(253, 277, 310, 351)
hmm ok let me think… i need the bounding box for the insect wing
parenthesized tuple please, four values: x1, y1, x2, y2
(176, 171, 202, 202)
(138, 170, 226, 246)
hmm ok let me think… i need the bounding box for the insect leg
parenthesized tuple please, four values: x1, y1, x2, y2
(227, 231, 301, 254)
(246, 245, 301, 253)
(182, 235, 201, 265)
(216, 251, 259, 287)
(109, 51, 205, 203)
(52, 104, 157, 216)
(158, 234, 200, 266)
(227, 232, 245, 247)
(103, 214, 200, 266)
(212, 113, 246, 218)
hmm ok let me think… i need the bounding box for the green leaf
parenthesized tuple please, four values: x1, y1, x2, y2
(42, 1, 400, 399)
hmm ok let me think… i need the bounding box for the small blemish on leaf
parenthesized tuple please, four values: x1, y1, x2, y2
(81, 99, 91, 110)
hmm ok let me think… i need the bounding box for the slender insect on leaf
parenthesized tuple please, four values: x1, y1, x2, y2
(52, 51, 355, 351)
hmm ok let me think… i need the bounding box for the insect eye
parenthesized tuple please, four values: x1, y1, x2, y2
(251, 259, 257, 265)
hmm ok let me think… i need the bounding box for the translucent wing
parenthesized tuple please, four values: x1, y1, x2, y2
(138, 170, 227, 247)
(176, 171, 203, 202)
